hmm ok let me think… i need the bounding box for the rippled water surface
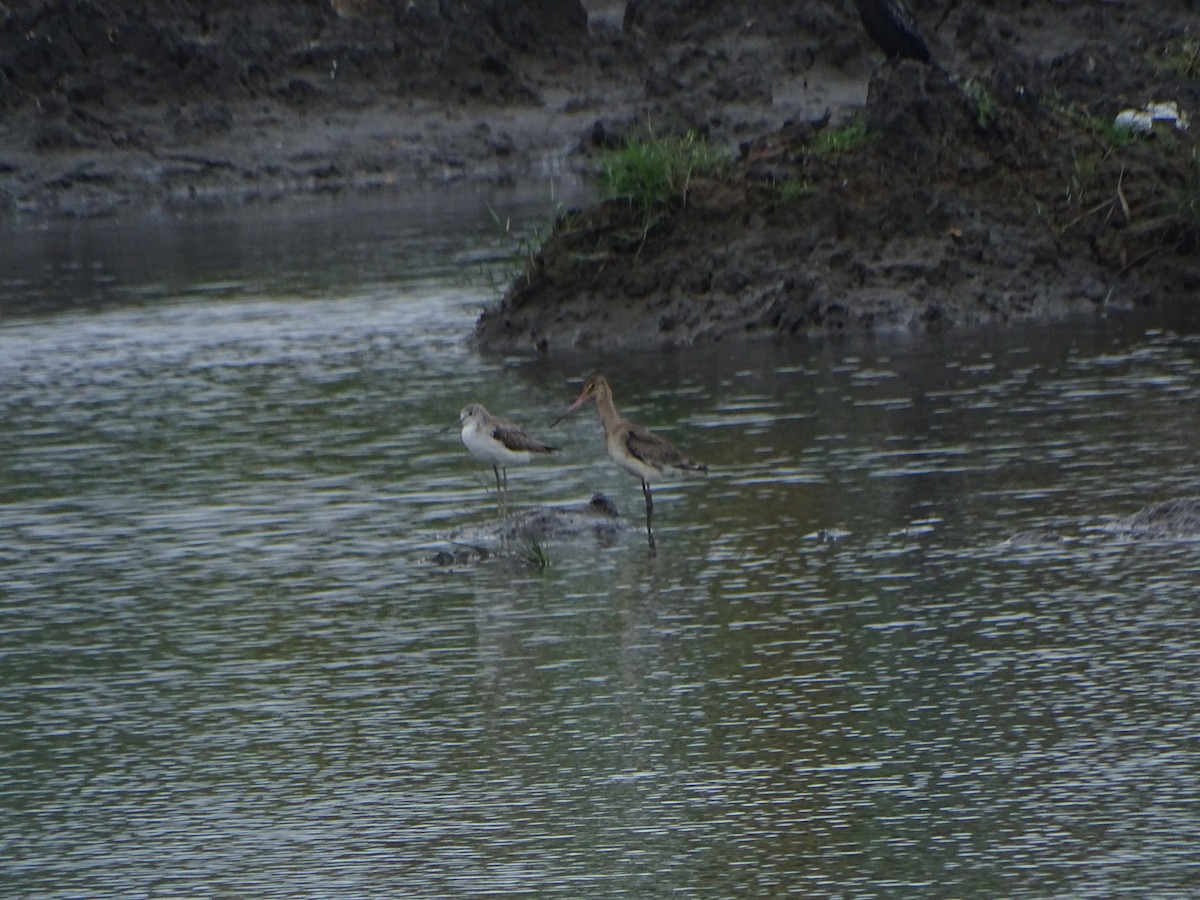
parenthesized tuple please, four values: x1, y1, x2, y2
(3, 191, 1200, 898)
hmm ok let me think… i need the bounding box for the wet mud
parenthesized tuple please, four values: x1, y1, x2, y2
(3, 1, 1199, 345)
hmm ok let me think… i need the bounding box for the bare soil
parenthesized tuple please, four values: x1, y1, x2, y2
(474, 1, 1200, 350)
(3, 1, 1200, 347)
(0, 0, 617, 215)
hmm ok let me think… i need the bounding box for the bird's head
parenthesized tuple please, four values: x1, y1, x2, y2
(442, 403, 486, 434)
(459, 403, 487, 424)
(552, 374, 609, 426)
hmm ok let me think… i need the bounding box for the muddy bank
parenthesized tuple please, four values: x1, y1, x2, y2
(0, 0, 616, 217)
(0, 0, 871, 219)
(3, 1, 1200, 346)
(475, 1, 1200, 350)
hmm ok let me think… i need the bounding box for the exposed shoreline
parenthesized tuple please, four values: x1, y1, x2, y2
(3, 1, 1199, 348)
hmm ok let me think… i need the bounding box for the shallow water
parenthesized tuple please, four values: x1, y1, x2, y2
(2, 190, 1200, 897)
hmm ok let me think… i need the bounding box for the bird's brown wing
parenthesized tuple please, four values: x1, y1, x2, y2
(625, 422, 706, 472)
(492, 419, 558, 454)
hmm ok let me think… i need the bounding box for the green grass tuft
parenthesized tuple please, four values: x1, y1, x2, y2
(515, 524, 550, 570)
(963, 78, 999, 129)
(806, 118, 873, 158)
(1165, 148, 1200, 249)
(599, 128, 733, 209)
(1158, 34, 1200, 79)
(777, 176, 812, 202)
(1061, 102, 1142, 150)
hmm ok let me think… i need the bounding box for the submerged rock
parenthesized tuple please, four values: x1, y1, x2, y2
(1100, 497, 1200, 540)
(429, 493, 631, 566)
(1001, 497, 1200, 549)
(1000, 528, 1070, 549)
(497, 493, 627, 543)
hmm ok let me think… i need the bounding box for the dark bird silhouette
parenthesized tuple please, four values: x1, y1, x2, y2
(853, 0, 931, 64)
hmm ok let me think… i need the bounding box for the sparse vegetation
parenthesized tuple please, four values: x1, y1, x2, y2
(514, 524, 550, 570)
(1089, 115, 1142, 150)
(1164, 148, 1200, 250)
(770, 117, 872, 200)
(475, 189, 574, 301)
(805, 117, 873, 159)
(599, 128, 734, 210)
(1158, 33, 1200, 78)
(595, 128, 735, 247)
(1050, 91, 1200, 265)
(470, 4, 1200, 353)
(1063, 142, 1110, 209)
(1062, 102, 1142, 150)
(777, 176, 811, 202)
(963, 78, 999, 129)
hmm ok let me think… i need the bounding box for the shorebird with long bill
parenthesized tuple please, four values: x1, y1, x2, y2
(553, 374, 707, 554)
(455, 403, 558, 508)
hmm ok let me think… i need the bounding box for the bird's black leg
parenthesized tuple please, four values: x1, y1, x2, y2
(642, 480, 656, 554)
(493, 465, 505, 513)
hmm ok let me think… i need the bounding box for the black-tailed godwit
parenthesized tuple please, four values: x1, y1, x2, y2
(554, 375, 706, 554)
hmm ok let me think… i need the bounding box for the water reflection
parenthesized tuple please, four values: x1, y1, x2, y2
(0, 184, 587, 317)
(2, 195, 1200, 896)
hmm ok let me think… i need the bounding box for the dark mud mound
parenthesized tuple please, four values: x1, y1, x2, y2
(0, 0, 585, 117)
(0, 0, 593, 215)
(429, 493, 629, 566)
(474, 2, 1200, 351)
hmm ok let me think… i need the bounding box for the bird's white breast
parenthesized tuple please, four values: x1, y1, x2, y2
(462, 419, 533, 467)
(606, 432, 666, 483)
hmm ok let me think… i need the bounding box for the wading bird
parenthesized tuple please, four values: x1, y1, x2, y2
(456, 403, 558, 509)
(553, 375, 707, 554)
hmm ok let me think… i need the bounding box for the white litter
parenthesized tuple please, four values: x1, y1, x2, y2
(1113, 100, 1189, 133)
